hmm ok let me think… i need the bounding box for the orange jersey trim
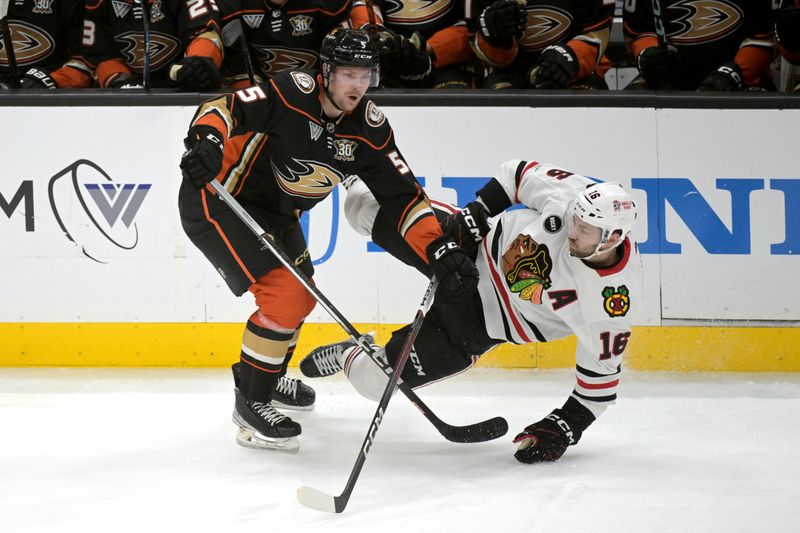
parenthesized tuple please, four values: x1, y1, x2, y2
(735, 45, 773, 87)
(336, 129, 392, 151)
(567, 39, 600, 79)
(629, 36, 658, 59)
(233, 134, 268, 196)
(194, 114, 230, 142)
(51, 65, 92, 88)
(473, 32, 517, 68)
(97, 59, 131, 87)
(405, 215, 443, 264)
(186, 37, 223, 68)
(428, 25, 472, 67)
(269, 78, 322, 125)
(200, 188, 256, 284)
(288, 1, 351, 17)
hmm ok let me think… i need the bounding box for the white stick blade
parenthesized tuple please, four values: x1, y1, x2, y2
(297, 486, 337, 513)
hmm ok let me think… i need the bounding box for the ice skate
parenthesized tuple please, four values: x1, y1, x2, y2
(232, 388, 301, 453)
(299, 332, 375, 378)
(272, 375, 316, 411)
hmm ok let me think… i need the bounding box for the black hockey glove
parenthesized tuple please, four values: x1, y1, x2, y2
(379, 31, 432, 80)
(697, 61, 743, 92)
(20, 68, 58, 89)
(637, 45, 680, 89)
(180, 126, 224, 190)
(174, 56, 222, 91)
(479, 0, 527, 48)
(106, 73, 144, 89)
(439, 201, 491, 257)
(530, 44, 579, 89)
(426, 235, 479, 302)
(513, 399, 595, 464)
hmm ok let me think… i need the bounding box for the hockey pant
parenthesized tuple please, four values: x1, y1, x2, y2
(344, 291, 500, 401)
(179, 186, 316, 401)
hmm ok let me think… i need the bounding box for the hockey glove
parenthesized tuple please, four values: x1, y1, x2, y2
(698, 61, 743, 92)
(479, 0, 527, 48)
(180, 126, 224, 189)
(636, 45, 680, 90)
(513, 398, 595, 464)
(439, 201, 491, 257)
(175, 56, 222, 91)
(530, 44, 579, 89)
(20, 68, 58, 89)
(426, 235, 479, 302)
(379, 31, 432, 81)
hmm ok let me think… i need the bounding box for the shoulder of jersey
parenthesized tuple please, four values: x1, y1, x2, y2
(271, 69, 319, 96)
(349, 98, 392, 147)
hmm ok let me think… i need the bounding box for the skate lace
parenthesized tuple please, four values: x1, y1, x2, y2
(313, 344, 344, 374)
(275, 376, 298, 398)
(251, 402, 287, 424)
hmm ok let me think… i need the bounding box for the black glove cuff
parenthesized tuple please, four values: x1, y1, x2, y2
(476, 177, 513, 216)
(425, 234, 457, 262)
(554, 396, 597, 445)
(185, 125, 224, 150)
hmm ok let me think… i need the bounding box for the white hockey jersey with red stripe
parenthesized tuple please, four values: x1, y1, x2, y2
(476, 160, 643, 417)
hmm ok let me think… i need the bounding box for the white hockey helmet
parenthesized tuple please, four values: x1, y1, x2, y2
(572, 182, 637, 245)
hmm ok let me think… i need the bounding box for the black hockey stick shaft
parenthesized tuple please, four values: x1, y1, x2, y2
(209, 180, 508, 444)
(141, 0, 151, 89)
(651, 0, 668, 49)
(238, 20, 256, 85)
(0, 0, 21, 89)
(297, 280, 436, 513)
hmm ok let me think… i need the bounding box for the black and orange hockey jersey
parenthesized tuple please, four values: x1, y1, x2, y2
(471, 0, 614, 84)
(351, 0, 472, 69)
(623, 0, 774, 89)
(0, 0, 90, 87)
(77, 0, 223, 87)
(185, 69, 442, 262)
(217, 0, 351, 86)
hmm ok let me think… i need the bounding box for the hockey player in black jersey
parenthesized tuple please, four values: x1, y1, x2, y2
(623, 0, 774, 91)
(78, 0, 224, 89)
(0, 0, 92, 88)
(216, 0, 354, 87)
(178, 28, 478, 452)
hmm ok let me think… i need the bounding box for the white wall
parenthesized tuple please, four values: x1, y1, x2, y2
(1, 105, 797, 324)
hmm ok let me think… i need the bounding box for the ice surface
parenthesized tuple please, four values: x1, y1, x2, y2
(1, 368, 799, 533)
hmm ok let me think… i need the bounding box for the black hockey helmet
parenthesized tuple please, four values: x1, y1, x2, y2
(320, 28, 380, 87)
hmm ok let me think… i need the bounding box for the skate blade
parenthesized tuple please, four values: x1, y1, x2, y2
(235, 427, 300, 454)
(271, 400, 315, 412)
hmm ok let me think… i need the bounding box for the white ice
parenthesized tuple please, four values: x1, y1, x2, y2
(1, 368, 799, 533)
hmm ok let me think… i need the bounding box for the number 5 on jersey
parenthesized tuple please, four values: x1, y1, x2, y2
(388, 151, 410, 176)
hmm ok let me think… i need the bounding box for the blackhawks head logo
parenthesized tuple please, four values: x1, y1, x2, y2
(602, 285, 630, 317)
(502, 234, 552, 304)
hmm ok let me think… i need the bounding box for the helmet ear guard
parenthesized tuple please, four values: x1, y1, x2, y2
(320, 28, 381, 88)
(572, 182, 637, 253)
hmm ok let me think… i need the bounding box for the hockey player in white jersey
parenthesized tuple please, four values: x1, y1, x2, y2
(301, 159, 642, 464)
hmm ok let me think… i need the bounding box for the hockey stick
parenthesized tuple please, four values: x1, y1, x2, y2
(297, 279, 436, 513)
(221, 19, 255, 86)
(0, 0, 20, 88)
(651, 0, 668, 50)
(208, 180, 508, 444)
(140, 0, 151, 89)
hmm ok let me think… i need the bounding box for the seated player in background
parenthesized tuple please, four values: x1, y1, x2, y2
(301, 160, 642, 464)
(0, 0, 92, 89)
(470, 0, 615, 90)
(623, 0, 774, 91)
(77, 0, 224, 90)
